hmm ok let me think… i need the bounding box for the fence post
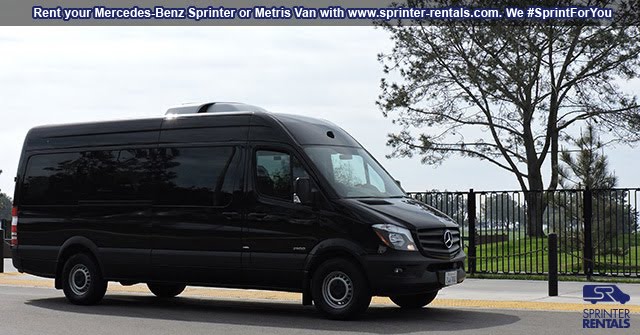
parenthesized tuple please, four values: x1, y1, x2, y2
(583, 188, 593, 280)
(548, 233, 558, 296)
(467, 189, 477, 274)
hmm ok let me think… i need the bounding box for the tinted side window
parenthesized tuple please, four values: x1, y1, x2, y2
(156, 146, 238, 206)
(22, 153, 80, 205)
(255, 150, 308, 201)
(21, 147, 240, 206)
(75, 149, 152, 201)
(24, 149, 155, 205)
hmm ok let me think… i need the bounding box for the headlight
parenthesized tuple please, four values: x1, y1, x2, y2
(372, 224, 417, 251)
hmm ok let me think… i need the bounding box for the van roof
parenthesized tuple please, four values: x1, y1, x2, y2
(23, 110, 361, 151)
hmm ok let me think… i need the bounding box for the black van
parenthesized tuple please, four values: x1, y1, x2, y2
(10, 102, 465, 319)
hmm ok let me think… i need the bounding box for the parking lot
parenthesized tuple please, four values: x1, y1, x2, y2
(2, 260, 638, 334)
(0, 285, 598, 335)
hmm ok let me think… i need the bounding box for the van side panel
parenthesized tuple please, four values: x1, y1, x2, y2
(15, 118, 162, 280)
(25, 119, 163, 150)
(150, 115, 250, 284)
(16, 152, 79, 277)
(160, 114, 251, 143)
(150, 145, 246, 285)
(17, 147, 158, 280)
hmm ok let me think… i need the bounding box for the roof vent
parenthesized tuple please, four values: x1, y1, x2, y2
(165, 102, 268, 115)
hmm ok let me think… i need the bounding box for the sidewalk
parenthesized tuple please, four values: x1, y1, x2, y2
(3, 259, 639, 312)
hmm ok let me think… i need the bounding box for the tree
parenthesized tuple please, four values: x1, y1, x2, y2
(559, 124, 616, 189)
(0, 169, 12, 239)
(556, 125, 636, 255)
(417, 190, 468, 226)
(0, 193, 10, 220)
(481, 193, 525, 231)
(377, 0, 640, 236)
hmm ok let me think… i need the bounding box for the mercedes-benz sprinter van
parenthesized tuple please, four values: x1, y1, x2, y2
(11, 102, 465, 319)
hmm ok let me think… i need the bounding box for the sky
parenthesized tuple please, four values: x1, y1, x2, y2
(0, 27, 639, 197)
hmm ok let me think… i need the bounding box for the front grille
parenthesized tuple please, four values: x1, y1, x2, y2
(416, 227, 461, 259)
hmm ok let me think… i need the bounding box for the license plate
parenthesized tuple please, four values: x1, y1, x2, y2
(445, 271, 457, 286)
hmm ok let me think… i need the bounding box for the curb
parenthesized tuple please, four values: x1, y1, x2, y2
(2, 274, 639, 313)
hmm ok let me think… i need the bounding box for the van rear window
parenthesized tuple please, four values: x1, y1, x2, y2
(22, 153, 80, 205)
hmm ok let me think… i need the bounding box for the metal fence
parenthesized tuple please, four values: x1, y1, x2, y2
(1, 219, 8, 240)
(408, 188, 640, 278)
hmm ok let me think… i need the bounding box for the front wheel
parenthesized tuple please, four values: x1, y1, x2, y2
(147, 283, 186, 298)
(62, 253, 108, 305)
(312, 258, 371, 320)
(390, 291, 438, 309)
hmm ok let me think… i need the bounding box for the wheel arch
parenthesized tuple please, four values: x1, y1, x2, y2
(55, 236, 103, 289)
(301, 238, 369, 305)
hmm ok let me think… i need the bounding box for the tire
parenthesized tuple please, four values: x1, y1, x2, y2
(147, 283, 186, 298)
(390, 291, 438, 309)
(311, 258, 371, 320)
(62, 253, 107, 305)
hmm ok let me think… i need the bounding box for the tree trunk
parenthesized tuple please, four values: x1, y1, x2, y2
(525, 192, 546, 237)
(525, 175, 547, 237)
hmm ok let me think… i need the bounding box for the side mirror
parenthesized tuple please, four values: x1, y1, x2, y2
(294, 177, 313, 205)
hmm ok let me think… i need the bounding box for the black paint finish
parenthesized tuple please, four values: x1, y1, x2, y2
(12, 110, 466, 297)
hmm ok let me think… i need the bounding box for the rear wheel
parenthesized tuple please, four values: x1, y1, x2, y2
(311, 258, 371, 320)
(62, 253, 107, 305)
(390, 291, 438, 309)
(147, 283, 186, 298)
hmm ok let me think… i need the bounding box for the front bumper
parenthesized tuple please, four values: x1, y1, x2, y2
(362, 249, 466, 296)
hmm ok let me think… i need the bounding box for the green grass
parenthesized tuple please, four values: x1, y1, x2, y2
(465, 235, 640, 280)
(467, 273, 640, 283)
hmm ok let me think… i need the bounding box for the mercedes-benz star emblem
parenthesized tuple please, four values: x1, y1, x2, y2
(443, 230, 453, 249)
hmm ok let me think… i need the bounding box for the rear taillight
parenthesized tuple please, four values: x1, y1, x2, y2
(10, 206, 18, 246)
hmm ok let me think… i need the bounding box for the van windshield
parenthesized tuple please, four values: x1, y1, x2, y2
(304, 146, 405, 198)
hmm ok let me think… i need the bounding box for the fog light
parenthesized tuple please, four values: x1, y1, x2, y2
(393, 267, 403, 274)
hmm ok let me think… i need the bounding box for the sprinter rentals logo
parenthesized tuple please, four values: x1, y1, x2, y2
(582, 285, 631, 329)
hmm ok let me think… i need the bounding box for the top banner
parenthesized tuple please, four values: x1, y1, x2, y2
(1, 0, 638, 26)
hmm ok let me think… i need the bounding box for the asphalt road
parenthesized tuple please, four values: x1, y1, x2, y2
(2, 285, 630, 335)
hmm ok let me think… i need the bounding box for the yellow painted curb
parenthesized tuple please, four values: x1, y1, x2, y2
(2, 274, 638, 313)
(429, 299, 640, 314)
